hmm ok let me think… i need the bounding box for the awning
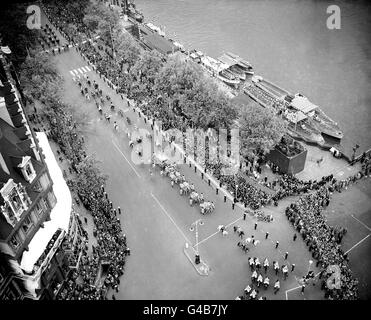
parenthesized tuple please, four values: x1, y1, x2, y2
(291, 96, 318, 114)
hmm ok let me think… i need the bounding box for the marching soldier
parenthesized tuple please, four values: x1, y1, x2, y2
(274, 279, 280, 294)
(257, 274, 263, 287)
(274, 261, 280, 275)
(263, 276, 270, 289)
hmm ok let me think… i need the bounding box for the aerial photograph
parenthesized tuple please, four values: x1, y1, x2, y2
(0, 0, 370, 312)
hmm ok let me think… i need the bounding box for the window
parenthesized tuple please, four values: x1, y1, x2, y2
(42, 198, 49, 210)
(32, 180, 43, 193)
(10, 234, 20, 250)
(10, 190, 22, 212)
(39, 173, 51, 191)
(22, 216, 34, 234)
(25, 165, 33, 176)
(34, 201, 43, 216)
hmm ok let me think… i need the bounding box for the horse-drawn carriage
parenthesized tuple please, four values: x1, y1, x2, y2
(200, 201, 215, 215)
(189, 191, 204, 206)
(164, 163, 177, 176)
(152, 153, 167, 169)
(179, 181, 192, 195)
(169, 171, 183, 186)
(254, 210, 273, 222)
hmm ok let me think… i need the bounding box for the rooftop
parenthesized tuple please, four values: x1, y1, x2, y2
(291, 95, 318, 114)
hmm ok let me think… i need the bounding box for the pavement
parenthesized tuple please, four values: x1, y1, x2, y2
(33, 7, 371, 300)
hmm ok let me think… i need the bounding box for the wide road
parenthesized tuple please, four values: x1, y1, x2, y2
(49, 47, 325, 300)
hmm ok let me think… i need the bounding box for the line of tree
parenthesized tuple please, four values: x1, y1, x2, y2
(80, 0, 287, 159)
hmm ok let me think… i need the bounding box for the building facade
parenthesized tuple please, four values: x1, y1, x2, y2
(0, 47, 83, 300)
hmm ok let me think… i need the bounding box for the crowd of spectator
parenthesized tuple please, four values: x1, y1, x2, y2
(283, 166, 371, 300)
(42, 0, 90, 44)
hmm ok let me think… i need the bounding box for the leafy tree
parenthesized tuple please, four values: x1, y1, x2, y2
(129, 50, 163, 101)
(114, 31, 142, 72)
(83, 1, 120, 43)
(19, 50, 63, 103)
(238, 102, 287, 158)
(154, 54, 238, 130)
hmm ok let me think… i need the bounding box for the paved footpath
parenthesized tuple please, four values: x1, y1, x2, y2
(38, 8, 371, 300)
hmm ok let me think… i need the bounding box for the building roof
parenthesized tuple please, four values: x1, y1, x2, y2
(0, 79, 45, 240)
(291, 95, 318, 114)
(0, 119, 44, 240)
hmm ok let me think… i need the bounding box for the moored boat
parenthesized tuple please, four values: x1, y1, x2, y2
(201, 55, 240, 86)
(291, 93, 343, 140)
(218, 70, 241, 85)
(229, 65, 246, 80)
(225, 52, 253, 71)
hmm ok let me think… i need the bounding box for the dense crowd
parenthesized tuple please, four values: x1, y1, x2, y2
(42, 0, 90, 44)
(33, 2, 130, 300)
(283, 165, 371, 300)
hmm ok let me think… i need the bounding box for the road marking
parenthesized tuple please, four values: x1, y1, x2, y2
(285, 286, 301, 300)
(285, 271, 322, 300)
(194, 216, 243, 247)
(345, 233, 371, 254)
(111, 139, 141, 178)
(351, 214, 371, 231)
(81, 66, 87, 72)
(86, 66, 91, 71)
(69, 70, 75, 76)
(151, 192, 192, 245)
(78, 68, 84, 74)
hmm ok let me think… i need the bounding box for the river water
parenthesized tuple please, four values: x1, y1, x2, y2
(136, 0, 371, 154)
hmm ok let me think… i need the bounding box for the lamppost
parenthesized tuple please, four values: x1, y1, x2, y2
(307, 259, 313, 274)
(190, 219, 204, 264)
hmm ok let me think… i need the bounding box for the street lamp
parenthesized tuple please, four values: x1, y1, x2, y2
(307, 259, 313, 274)
(190, 219, 203, 264)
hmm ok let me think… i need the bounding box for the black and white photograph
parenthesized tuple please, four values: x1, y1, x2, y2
(0, 0, 370, 312)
